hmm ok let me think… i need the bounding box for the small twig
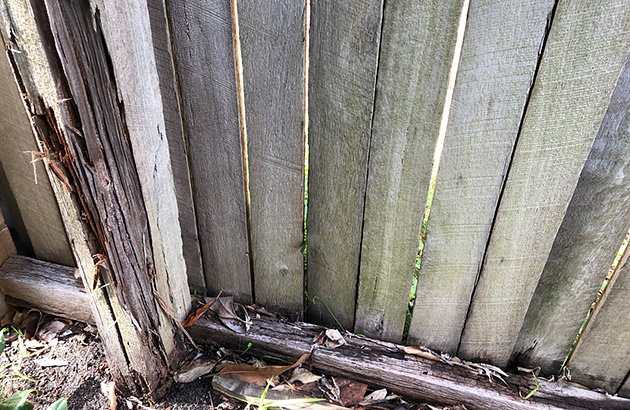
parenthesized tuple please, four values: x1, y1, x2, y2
(153, 290, 200, 350)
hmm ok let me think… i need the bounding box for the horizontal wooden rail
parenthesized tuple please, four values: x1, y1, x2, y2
(0, 257, 628, 410)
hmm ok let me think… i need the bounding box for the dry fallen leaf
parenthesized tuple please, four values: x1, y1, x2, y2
(289, 367, 322, 385)
(215, 353, 309, 386)
(333, 377, 368, 406)
(182, 291, 222, 327)
(359, 388, 388, 406)
(34, 358, 69, 367)
(100, 380, 117, 410)
(175, 358, 217, 383)
(403, 346, 443, 362)
(324, 329, 346, 348)
(204, 296, 251, 333)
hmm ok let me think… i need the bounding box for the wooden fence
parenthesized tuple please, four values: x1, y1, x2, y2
(1, 0, 630, 399)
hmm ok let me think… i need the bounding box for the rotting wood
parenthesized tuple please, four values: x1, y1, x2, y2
(189, 315, 630, 410)
(408, 0, 555, 354)
(0, 0, 191, 398)
(307, 0, 384, 330)
(354, 0, 464, 343)
(566, 246, 630, 397)
(0, 35, 73, 266)
(239, 0, 305, 319)
(165, 0, 252, 303)
(458, 0, 630, 367)
(2, 260, 629, 409)
(514, 55, 630, 376)
(0, 255, 93, 324)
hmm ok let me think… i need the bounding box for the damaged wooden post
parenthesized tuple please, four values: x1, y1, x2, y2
(0, 0, 191, 398)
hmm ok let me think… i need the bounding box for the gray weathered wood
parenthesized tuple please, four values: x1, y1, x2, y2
(239, 0, 304, 317)
(1, 0, 192, 397)
(146, 0, 205, 294)
(307, 0, 384, 330)
(0, 208, 16, 266)
(459, 0, 630, 366)
(408, 0, 556, 354)
(514, 55, 630, 375)
(166, 0, 252, 302)
(567, 247, 630, 396)
(0, 255, 93, 324)
(189, 315, 630, 410)
(354, 0, 464, 343)
(0, 37, 73, 266)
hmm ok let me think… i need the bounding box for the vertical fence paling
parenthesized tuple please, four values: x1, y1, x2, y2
(407, 0, 555, 355)
(166, 0, 252, 302)
(306, 0, 384, 330)
(353, 0, 464, 343)
(458, 0, 630, 367)
(239, 0, 305, 318)
(514, 56, 630, 375)
(567, 245, 630, 394)
(0, 43, 73, 267)
(147, 0, 205, 294)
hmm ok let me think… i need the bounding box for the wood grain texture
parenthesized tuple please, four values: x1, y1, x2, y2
(0, 255, 93, 324)
(0, 209, 16, 266)
(514, 56, 630, 375)
(89, 0, 190, 321)
(407, 0, 555, 354)
(354, 0, 464, 342)
(239, 0, 304, 317)
(458, 0, 630, 366)
(567, 249, 630, 396)
(307, 0, 384, 330)
(189, 314, 630, 410)
(146, 0, 205, 294)
(0, 0, 150, 396)
(0, 40, 73, 266)
(166, 0, 252, 302)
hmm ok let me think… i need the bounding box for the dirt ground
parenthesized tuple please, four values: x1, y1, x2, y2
(0, 309, 459, 410)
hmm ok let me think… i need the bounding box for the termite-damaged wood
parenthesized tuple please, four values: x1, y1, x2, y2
(193, 315, 629, 410)
(0, 0, 191, 398)
(0, 255, 93, 324)
(2, 259, 628, 410)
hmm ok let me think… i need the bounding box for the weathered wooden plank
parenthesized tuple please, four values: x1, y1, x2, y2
(354, 0, 464, 342)
(146, 0, 205, 294)
(166, 0, 252, 302)
(567, 248, 630, 396)
(189, 315, 630, 410)
(407, 0, 556, 354)
(514, 56, 630, 375)
(459, 1, 630, 366)
(89, 0, 191, 321)
(239, 0, 304, 317)
(0, 37, 73, 266)
(0, 255, 93, 324)
(307, 0, 384, 330)
(0, 209, 16, 266)
(1, 0, 191, 397)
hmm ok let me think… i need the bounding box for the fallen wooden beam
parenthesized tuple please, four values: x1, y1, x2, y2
(0, 258, 627, 409)
(189, 316, 630, 410)
(0, 255, 93, 324)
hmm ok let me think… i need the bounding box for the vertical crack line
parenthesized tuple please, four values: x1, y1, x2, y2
(302, 0, 311, 315)
(455, 0, 559, 355)
(403, 0, 470, 344)
(229, 0, 255, 302)
(161, 0, 208, 295)
(353, 0, 387, 333)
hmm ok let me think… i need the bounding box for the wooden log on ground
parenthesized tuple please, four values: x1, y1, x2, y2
(1, 258, 627, 410)
(0, 255, 93, 324)
(189, 315, 630, 410)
